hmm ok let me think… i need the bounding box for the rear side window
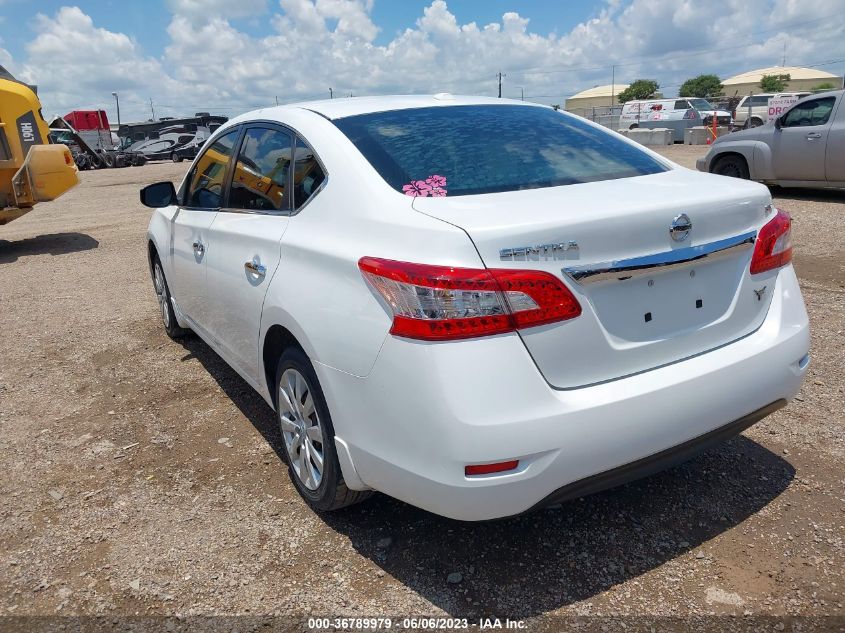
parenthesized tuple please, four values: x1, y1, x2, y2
(674, 100, 689, 110)
(228, 127, 292, 212)
(334, 105, 667, 197)
(293, 138, 326, 210)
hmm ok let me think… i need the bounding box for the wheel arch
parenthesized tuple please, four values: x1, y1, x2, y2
(261, 322, 307, 409)
(708, 141, 767, 179)
(147, 238, 158, 276)
(710, 150, 749, 173)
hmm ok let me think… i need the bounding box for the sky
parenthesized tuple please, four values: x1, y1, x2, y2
(1, 0, 844, 122)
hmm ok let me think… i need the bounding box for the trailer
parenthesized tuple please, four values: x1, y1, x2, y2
(48, 114, 146, 169)
(118, 113, 227, 162)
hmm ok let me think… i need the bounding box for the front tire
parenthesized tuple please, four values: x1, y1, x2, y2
(274, 347, 371, 512)
(152, 255, 187, 339)
(171, 152, 183, 163)
(712, 155, 750, 180)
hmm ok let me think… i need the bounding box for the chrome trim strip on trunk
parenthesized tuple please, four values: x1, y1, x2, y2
(563, 230, 756, 285)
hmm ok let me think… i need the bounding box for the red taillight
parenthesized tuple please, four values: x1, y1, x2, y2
(358, 257, 581, 341)
(465, 460, 519, 476)
(750, 209, 793, 274)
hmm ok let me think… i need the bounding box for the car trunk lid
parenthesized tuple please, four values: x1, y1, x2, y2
(412, 169, 776, 389)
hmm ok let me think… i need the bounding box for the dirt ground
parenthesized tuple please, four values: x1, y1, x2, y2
(0, 145, 843, 627)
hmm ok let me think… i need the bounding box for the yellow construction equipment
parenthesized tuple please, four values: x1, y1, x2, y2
(0, 65, 78, 225)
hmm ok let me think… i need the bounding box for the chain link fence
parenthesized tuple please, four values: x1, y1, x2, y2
(565, 105, 623, 130)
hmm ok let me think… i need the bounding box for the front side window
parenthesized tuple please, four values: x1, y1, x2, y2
(228, 127, 292, 212)
(333, 105, 667, 197)
(184, 128, 239, 208)
(782, 97, 836, 128)
(293, 138, 326, 210)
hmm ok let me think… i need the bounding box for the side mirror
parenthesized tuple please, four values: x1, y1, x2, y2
(140, 181, 177, 208)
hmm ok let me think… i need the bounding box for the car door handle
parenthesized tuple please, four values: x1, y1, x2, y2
(192, 241, 204, 256)
(806, 133, 822, 140)
(244, 260, 266, 276)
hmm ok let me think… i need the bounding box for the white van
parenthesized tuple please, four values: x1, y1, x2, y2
(620, 98, 732, 142)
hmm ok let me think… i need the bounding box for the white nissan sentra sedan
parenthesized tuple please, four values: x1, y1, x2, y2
(140, 95, 809, 521)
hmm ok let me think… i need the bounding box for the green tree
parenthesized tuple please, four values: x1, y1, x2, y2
(678, 74, 723, 98)
(617, 79, 660, 103)
(759, 74, 791, 92)
(811, 82, 835, 91)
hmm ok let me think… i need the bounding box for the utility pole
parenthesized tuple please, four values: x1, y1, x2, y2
(782, 42, 787, 66)
(520, 87, 524, 101)
(611, 64, 616, 106)
(149, 98, 156, 121)
(497, 71, 506, 98)
(275, 95, 279, 106)
(111, 92, 120, 126)
(329, 87, 333, 99)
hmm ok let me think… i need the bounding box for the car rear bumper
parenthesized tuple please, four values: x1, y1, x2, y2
(318, 265, 809, 521)
(529, 399, 785, 512)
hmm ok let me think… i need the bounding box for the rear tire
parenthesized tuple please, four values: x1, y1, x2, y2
(745, 117, 763, 129)
(629, 123, 639, 130)
(712, 155, 750, 180)
(152, 255, 187, 339)
(171, 152, 183, 163)
(274, 347, 372, 512)
(103, 153, 115, 168)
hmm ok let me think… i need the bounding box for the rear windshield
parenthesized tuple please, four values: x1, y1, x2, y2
(333, 105, 667, 197)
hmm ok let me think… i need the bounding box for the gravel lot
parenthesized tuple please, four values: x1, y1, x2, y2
(1, 145, 843, 626)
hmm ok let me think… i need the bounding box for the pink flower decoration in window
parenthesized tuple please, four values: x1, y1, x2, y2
(425, 174, 447, 188)
(402, 180, 432, 197)
(403, 175, 447, 197)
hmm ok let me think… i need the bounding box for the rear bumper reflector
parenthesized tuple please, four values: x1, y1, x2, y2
(465, 460, 519, 476)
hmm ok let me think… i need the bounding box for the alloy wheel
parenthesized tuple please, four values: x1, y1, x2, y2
(153, 263, 171, 329)
(278, 368, 325, 490)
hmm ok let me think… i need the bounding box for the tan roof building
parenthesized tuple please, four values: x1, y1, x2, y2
(565, 84, 630, 112)
(722, 66, 842, 96)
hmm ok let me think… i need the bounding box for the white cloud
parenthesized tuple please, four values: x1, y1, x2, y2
(165, 0, 268, 20)
(0, 45, 13, 72)
(12, 0, 845, 122)
(20, 7, 178, 116)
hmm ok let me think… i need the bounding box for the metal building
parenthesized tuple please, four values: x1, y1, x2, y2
(722, 66, 843, 97)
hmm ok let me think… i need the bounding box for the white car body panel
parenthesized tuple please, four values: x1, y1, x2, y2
(146, 95, 810, 520)
(413, 170, 776, 388)
(206, 211, 289, 383)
